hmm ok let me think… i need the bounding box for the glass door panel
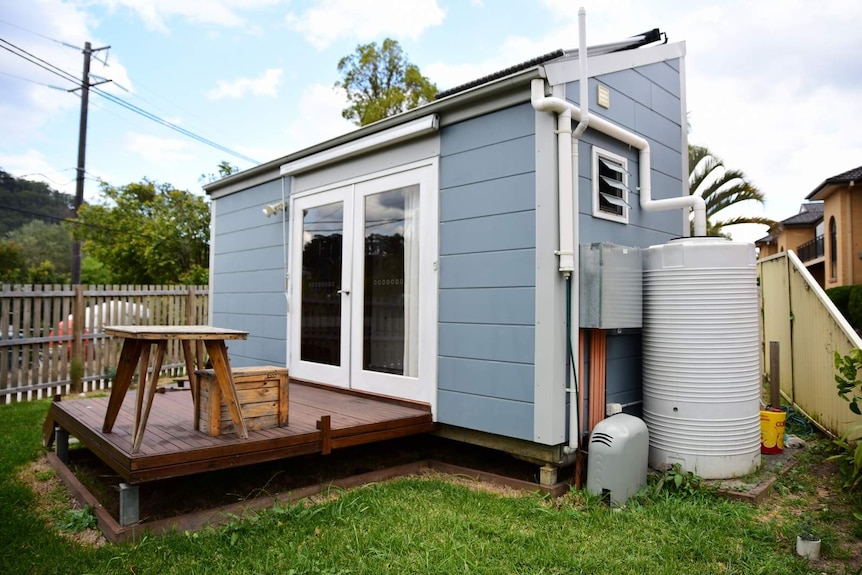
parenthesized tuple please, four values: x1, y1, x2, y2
(290, 188, 352, 388)
(350, 166, 434, 404)
(300, 202, 343, 366)
(362, 185, 419, 377)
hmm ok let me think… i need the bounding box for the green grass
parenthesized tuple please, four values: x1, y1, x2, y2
(0, 400, 856, 575)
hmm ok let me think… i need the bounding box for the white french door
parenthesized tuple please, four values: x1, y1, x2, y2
(289, 163, 437, 404)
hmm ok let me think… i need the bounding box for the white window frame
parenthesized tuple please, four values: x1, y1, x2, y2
(591, 146, 629, 224)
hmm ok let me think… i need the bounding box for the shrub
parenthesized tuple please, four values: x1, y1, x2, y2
(827, 285, 853, 320)
(848, 285, 862, 330)
(832, 349, 862, 490)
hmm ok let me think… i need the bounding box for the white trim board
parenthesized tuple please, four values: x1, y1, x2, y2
(280, 115, 439, 177)
(543, 41, 686, 86)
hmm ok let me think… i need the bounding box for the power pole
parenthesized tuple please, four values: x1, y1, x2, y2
(68, 41, 109, 393)
(70, 41, 110, 285)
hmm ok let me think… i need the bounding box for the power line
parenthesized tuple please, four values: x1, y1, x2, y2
(0, 204, 70, 223)
(0, 69, 67, 90)
(0, 18, 79, 51)
(0, 205, 121, 233)
(90, 86, 260, 164)
(14, 170, 80, 187)
(0, 39, 79, 86)
(0, 36, 260, 165)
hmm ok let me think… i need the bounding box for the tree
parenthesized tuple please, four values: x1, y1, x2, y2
(70, 179, 210, 285)
(80, 256, 112, 285)
(6, 220, 73, 279)
(26, 260, 64, 284)
(0, 240, 25, 283)
(199, 160, 240, 185)
(689, 145, 775, 237)
(335, 38, 437, 126)
(0, 169, 74, 235)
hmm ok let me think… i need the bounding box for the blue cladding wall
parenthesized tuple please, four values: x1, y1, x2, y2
(211, 178, 287, 367)
(567, 59, 685, 246)
(207, 52, 685, 446)
(606, 332, 643, 418)
(566, 58, 682, 425)
(437, 102, 536, 440)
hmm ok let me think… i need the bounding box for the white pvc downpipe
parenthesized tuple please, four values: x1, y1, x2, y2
(532, 84, 707, 239)
(588, 115, 707, 236)
(530, 7, 706, 454)
(531, 8, 588, 454)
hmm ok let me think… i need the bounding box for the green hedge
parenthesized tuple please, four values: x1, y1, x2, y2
(826, 285, 853, 319)
(828, 284, 862, 330)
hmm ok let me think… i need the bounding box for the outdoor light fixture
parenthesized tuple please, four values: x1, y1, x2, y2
(263, 201, 285, 217)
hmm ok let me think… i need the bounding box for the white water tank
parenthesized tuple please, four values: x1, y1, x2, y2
(642, 237, 761, 479)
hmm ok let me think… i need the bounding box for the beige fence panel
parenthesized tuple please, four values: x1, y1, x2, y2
(0, 285, 208, 404)
(758, 251, 862, 437)
(759, 254, 794, 399)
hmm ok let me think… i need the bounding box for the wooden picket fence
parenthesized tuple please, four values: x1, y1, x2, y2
(0, 284, 208, 403)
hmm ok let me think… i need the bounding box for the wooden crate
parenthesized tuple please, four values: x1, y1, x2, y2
(196, 366, 289, 436)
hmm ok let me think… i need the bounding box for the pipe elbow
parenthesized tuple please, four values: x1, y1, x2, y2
(691, 197, 707, 236)
(530, 79, 555, 112)
(572, 116, 589, 139)
(531, 79, 575, 119)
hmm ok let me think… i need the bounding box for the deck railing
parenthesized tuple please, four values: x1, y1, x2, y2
(0, 284, 208, 403)
(758, 251, 862, 437)
(796, 234, 824, 262)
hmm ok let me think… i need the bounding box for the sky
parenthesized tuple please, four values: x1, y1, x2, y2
(1, 0, 861, 244)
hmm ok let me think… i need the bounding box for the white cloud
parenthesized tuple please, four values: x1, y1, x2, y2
(283, 83, 356, 153)
(207, 68, 283, 100)
(286, 0, 446, 49)
(93, 0, 281, 32)
(427, 0, 862, 244)
(678, 2, 862, 233)
(125, 132, 195, 165)
(0, 0, 133, 142)
(0, 3, 92, 139)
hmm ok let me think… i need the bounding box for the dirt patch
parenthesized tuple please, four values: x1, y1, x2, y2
(60, 435, 546, 524)
(17, 459, 107, 548)
(414, 466, 535, 499)
(755, 442, 862, 574)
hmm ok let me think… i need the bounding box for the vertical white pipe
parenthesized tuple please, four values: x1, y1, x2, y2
(531, 92, 707, 238)
(572, 8, 589, 140)
(568, 7, 588, 451)
(531, 9, 706, 456)
(557, 109, 574, 274)
(530, 78, 579, 453)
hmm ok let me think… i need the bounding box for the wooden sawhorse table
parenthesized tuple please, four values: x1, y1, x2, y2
(101, 325, 249, 453)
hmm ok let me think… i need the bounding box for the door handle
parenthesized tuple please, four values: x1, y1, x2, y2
(337, 289, 350, 295)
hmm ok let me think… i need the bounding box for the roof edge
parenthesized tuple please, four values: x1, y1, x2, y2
(806, 166, 862, 200)
(204, 66, 544, 195)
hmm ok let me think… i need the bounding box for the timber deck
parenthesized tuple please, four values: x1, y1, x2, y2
(46, 381, 435, 484)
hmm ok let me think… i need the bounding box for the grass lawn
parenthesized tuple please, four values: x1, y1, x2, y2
(1, 399, 859, 575)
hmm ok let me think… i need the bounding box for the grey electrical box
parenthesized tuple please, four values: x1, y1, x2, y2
(586, 414, 649, 506)
(579, 243, 642, 329)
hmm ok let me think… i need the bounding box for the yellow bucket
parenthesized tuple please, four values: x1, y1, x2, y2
(760, 408, 786, 454)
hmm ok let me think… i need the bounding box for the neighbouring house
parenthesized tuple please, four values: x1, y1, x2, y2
(756, 165, 862, 289)
(204, 29, 695, 477)
(756, 202, 825, 285)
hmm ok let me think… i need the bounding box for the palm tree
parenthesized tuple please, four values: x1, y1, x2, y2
(689, 145, 775, 237)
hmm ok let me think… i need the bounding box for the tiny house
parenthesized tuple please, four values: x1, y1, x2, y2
(204, 28, 694, 481)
